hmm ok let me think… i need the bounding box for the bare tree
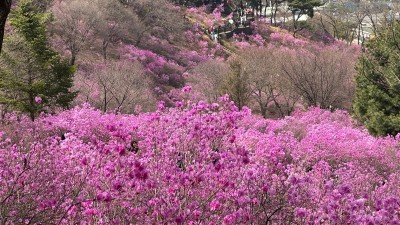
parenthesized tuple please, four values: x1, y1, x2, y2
(74, 61, 156, 114)
(280, 46, 356, 110)
(273, 68, 301, 117)
(95, 0, 145, 61)
(364, 1, 390, 37)
(320, 2, 354, 43)
(51, 0, 101, 65)
(188, 60, 229, 103)
(189, 48, 301, 117)
(238, 47, 300, 117)
(352, 1, 368, 45)
(131, 0, 188, 46)
(239, 48, 278, 118)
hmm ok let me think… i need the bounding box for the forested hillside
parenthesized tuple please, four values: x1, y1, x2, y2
(1, 0, 400, 224)
(0, 0, 374, 118)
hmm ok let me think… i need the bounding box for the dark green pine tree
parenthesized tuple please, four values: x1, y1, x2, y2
(353, 22, 400, 136)
(0, 0, 77, 121)
(221, 60, 251, 110)
(287, 0, 322, 31)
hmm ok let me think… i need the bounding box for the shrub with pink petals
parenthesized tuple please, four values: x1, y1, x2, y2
(0, 97, 400, 224)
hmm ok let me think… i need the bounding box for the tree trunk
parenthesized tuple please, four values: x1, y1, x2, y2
(273, 1, 278, 26)
(103, 87, 108, 112)
(260, 102, 267, 118)
(102, 40, 109, 62)
(293, 12, 296, 30)
(0, 0, 12, 53)
(29, 111, 35, 121)
(70, 53, 76, 66)
(270, 2, 274, 24)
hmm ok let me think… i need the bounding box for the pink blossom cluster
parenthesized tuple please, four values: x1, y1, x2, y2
(186, 6, 224, 27)
(176, 49, 209, 67)
(142, 35, 209, 68)
(0, 99, 400, 224)
(249, 34, 265, 47)
(122, 45, 185, 88)
(232, 33, 254, 49)
(232, 33, 265, 49)
(122, 45, 171, 74)
(210, 4, 227, 26)
(269, 32, 309, 47)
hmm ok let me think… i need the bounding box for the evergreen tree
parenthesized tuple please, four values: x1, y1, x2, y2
(0, 0, 76, 120)
(221, 59, 251, 110)
(353, 22, 400, 136)
(287, 0, 322, 32)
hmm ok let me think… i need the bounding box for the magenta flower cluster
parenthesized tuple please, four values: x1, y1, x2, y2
(0, 98, 399, 224)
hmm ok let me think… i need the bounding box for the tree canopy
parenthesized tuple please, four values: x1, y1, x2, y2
(0, 0, 76, 120)
(288, 0, 322, 31)
(353, 22, 400, 136)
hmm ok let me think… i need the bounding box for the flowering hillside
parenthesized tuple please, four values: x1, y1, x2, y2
(0, 95, 399, 224)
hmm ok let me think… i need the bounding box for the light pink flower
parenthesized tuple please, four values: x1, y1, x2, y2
(34, 96, 42, 103)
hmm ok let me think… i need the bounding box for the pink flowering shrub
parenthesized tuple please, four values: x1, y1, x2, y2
(269, 32, 309, 47)
(211, 4, 226, 26)
(122, 45, 171, 74)
(232, 33, 253, 49)
(186, 5, 225, 28)
(0, 98, 400, 224)
(142, 35, 209, 68)
(122, 45, 185, 87)
(232, 33, 266, 49)
(121, 39, 219, 91)
(249, 34, 265, 47)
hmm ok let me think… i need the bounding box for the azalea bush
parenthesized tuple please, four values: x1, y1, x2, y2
(0, 93, 399, 224)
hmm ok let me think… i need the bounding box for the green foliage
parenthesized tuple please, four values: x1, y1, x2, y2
(0, 0, 76, 120)
(335, 20, 357, 41)
(288, 20, 313, 31)
(221, 60, 251, 110)
(288, 0, 323, 17)
(288, 0, 322, 31)
(353, 22, 400, 136)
